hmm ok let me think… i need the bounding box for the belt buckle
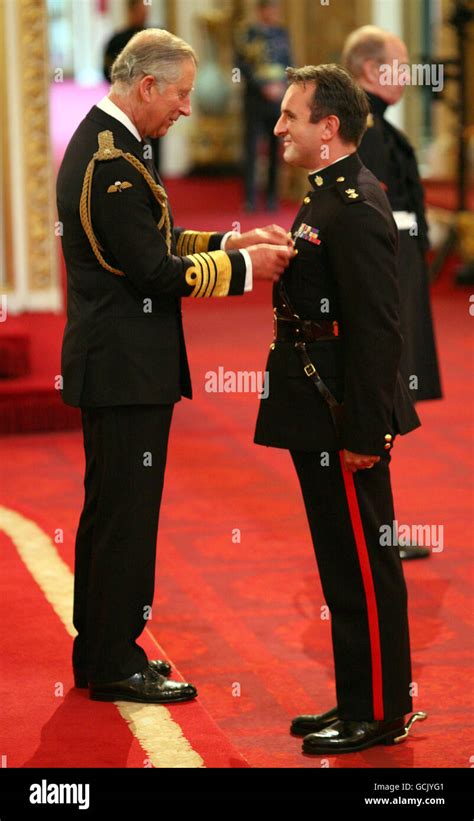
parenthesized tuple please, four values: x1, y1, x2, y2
(304, 363, 316, 377)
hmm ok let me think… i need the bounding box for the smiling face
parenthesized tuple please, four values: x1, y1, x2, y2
(134, 57, 196, 138)
(274, 81, 331, 170)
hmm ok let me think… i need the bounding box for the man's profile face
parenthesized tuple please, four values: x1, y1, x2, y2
(143, 58, 196, 138)
(274, 82, 326, 170)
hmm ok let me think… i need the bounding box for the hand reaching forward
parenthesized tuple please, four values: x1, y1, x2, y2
(247, 243, 296, 281)
(226, 224, 293, 250)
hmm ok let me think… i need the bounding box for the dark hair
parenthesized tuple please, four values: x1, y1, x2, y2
(286, 63, 369, 146)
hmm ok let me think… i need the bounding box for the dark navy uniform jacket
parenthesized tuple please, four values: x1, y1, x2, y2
(57, 106, 246, 408)
(358, 92, 429, 254)
(356, 93, 442, 403)
(254, 152, 421, 457)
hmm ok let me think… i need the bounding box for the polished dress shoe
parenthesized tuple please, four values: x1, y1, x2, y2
(291, 706, 338, 736)
(89, 663, 197, 703)
(303, 717, 407, 754)
(399, 544, 430, 560)
(74, 658, 172, 688)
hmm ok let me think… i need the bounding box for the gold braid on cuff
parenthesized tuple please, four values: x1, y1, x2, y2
(184, 251, 232, 297)
(79, 130, 171, 277)
(176, 230, 216, 255)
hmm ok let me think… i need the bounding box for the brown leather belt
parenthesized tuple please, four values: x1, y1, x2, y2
(274, 315, 340, 343)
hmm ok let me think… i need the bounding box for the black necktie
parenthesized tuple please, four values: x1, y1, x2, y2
(140, 140, 160, 183)
(140, 140, 173, 237)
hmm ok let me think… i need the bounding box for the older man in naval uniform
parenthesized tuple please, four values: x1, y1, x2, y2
(58, 28, 293, 704)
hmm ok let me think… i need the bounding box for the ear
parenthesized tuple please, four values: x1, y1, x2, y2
(362, 58, 381, 86)
(321, 114, 340, 140)
(138, 74, 156, 102)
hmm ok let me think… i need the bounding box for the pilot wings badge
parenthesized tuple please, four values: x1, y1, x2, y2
(107, 180, 133, 193)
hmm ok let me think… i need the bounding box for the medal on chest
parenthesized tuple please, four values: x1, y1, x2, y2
(293, 222, 322, 246)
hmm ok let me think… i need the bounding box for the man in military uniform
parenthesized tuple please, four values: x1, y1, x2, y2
(235, 0, 292, 211)
(58, 28, 293, 704)
(342, 27, 442, 562)
(255, 64, 427, 753)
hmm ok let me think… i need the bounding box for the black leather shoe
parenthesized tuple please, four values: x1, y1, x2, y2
(89, 664, 197, 703)
(291, 707, 338, 736)
(74, 658, 172, 688)
(399, 544, 430, 560)
(303, 717, 406, 754)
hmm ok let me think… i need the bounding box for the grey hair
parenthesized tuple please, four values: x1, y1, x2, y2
(111, 28, 197, 94)
(341, 25, 389, 79)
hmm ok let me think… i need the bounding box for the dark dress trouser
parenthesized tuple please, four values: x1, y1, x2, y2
(290, 448, 413, 722)
(72, 404, 173, 684)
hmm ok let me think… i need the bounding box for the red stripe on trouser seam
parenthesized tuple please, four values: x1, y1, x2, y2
(338, 451, 384, 720)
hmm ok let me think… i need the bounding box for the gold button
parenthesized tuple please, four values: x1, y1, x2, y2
(384, 443, 391, 450)
(315, 175, 323, 187)
(303, 196, 310, 204)
(384, 434, 393, 441)
(336, 176, 345, 182)
(269, 342, 275, 351)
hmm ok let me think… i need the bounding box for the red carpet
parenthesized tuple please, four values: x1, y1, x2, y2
(0, 268, 472, 768)
(0, 506, 248, 768)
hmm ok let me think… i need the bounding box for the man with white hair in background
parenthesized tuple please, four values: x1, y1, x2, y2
(58, 28, 294, 704)
(342, 29, 442, 403)
(342, 26, 443, 561)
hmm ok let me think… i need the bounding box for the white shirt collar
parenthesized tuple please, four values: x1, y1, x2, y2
(309, 154, 350, 175)
(96, 96, 142, 143)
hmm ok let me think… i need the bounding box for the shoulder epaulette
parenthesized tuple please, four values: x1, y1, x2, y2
(79, 130, 171, 276)
(335, 179, 366, 205)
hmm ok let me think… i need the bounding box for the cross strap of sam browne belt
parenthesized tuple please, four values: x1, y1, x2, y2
(276, 278, 344, 442)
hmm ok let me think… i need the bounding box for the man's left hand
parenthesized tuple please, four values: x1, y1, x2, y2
(226, 225, 293, 251)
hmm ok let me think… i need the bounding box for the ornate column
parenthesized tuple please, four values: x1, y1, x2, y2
(0, 0, 60, 313)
